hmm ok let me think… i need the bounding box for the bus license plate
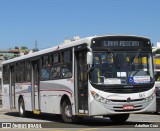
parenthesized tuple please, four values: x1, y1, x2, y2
(123, 105, 134, 110)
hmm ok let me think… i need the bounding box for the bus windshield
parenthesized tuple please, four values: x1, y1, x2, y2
(90, 51, 153, 85)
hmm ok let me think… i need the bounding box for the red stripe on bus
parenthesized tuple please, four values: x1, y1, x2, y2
(16, 89, 73, 97)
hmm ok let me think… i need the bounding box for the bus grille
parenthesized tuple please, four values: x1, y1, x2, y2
(107, 98, 146, 112)
(110, 98, 145, 103)
(104, 88, 149, 93)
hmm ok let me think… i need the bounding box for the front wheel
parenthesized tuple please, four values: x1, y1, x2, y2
(109, 114, 130, 123)
(61, 100, 78, 123)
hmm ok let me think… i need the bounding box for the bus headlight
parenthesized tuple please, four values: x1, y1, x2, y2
(91, 91, 110, 104)
(145, 93, 155, 102)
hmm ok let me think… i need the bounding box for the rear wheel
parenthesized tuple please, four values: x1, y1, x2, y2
(18, 98, 31, 117)
(61, 100, 78, 123)
(109, 114, 130, 123)
(18, 98, 26, 117)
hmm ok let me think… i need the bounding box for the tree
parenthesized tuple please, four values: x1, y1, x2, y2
(15, 46, 19, 50)
(20, 46, 29, 54)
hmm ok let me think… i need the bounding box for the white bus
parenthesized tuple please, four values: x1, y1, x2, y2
(2, 35, 156, 123)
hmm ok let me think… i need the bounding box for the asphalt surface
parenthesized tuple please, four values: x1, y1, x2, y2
(0, 107, 160, 131)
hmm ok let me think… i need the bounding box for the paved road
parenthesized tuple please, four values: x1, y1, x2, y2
(0, 108, 160, 130)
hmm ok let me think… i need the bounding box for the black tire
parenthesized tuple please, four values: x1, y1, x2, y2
(18, 98, 26, 117)
(109, 114, 130, 123)
(61, 100, 78, 123)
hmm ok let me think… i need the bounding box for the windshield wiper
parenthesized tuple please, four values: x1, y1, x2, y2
(87, 66, 94, 73)
(113, 54, 120, 68)
(129, 49, 142, 77)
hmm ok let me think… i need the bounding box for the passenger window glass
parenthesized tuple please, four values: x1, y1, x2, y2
(42, 56, 49, 67)
(41, 55, 50, 80)
(26, 61, 31, 81)
(61, 50, 72, 78)
(62, 50, 71, 63)
(52, 53, 60, 63)
(51, 53, 61, 79)
(51, 65, 61, 78)
(3, 66, 9, 84)
(41, 68, 50, 79)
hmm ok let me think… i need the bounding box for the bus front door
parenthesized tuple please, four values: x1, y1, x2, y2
(75, 51, 88, 114)
(9, 66, 15, 109)
(31, 60, 40, 113)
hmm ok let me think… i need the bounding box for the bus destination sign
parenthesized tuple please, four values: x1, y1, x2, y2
(103, 40, 140, 47)
(91, 37, 151, 50)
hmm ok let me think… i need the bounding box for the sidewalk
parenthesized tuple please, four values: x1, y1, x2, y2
(0, 99, 1, 105)
(0, 94, 1, 106)
(0, 106, 18, 113)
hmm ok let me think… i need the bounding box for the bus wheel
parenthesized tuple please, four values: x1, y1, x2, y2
(61, 100, 77, 123)
(18, 98, 26, 117)
(109, 114, 130, 123)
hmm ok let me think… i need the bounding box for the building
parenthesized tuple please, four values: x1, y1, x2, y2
(0, 55, 4, 94)
(0, 49, 20, 60)
(0, 56, 4, 106)
(0, 49, 20, 89)
(0, 49, 21, 105)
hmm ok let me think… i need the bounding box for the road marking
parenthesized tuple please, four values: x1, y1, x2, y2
(0, 128, 65, 131)
(48, 129, 71, 131)
(78, 128, 98, 131)
(46, 130, 66, 131)
(0, 129, 45, 131)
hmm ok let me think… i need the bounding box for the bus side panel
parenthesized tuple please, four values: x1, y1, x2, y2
(15, 83, 32, 111)
(23, 94, 32, 111)
(144, 97, 156, 112)
(40, 91, 61, 114)
(40, 80, 74, 114)
(15, 93, 19, 109)
(2, 84, 10, 109)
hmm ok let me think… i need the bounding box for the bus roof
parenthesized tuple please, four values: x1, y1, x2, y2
(2, 36, 92, 65)
(2, 35, 150, 65)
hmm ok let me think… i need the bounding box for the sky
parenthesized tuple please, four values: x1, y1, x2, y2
(0, 0, 159, 50)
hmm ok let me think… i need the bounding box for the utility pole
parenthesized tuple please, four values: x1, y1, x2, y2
(35, 40, 38, 51)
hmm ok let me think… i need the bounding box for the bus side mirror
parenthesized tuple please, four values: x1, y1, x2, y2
(87, 52, 93, 65)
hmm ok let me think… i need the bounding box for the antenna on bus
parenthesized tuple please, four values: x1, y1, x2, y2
(63, 37, 71, 44)
(61, 36, 80, 45)
(73, 36, 80, 41)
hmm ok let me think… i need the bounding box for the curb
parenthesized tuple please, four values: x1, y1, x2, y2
(0, 107, 18, 113)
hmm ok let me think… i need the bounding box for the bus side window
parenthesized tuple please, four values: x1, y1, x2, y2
(50, 53, 61, 79)
(16, 63, 22, 82)
(51, 65, 61, 78)
(21, 61, 25, 82)
(26, 61, 31, 81)
(3, 65, 9, 84)
(61, 50, 72, 78)
(41, 55, 50, 80)
(15, 63, 19, 82)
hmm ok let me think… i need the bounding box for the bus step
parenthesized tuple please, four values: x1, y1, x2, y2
(79, 110, 88, 113)
(77, 114, 88, 116)
(33, 110, 41, 114)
